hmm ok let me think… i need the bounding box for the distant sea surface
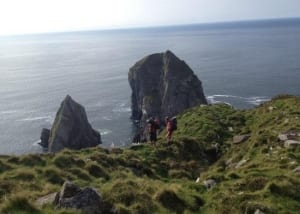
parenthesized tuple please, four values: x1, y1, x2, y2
(1, 18, 300, 154)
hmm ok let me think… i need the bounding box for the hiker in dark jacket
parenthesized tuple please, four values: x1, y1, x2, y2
(147, 117, 159, 144)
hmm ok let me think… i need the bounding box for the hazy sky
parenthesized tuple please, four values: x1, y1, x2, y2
(0, 0, 300, 35)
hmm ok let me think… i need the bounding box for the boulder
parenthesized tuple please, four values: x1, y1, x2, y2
(284, 140, 300, 148)
(235, 159, 248, 168)
(203, 179, 216, 190)
(54, 181, 103, 214)
(48, 95, 101, 153)
(35, 192, 57, 207)
(254, 209, 265, 214)
(293, 166, 300, 173)
(278, 131, 300, 141)
(233, 134, 250, 144)
(278, 134, 288, 141)
(39, 128, 50, 148)
(268, 106, 275, 111)
(128, 50, 207, 125)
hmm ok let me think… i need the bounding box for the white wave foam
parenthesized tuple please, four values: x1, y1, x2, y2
(112, 103, 131, 113)
(207, 94, 270, 106)
(247, 97, 270, 105)
(98, 129, 112, 136)
(110, 142, 115, 148)
(102, 116, 112, 121)
(32, 140, 41, 146)
(0, 110, 18, 115)
(210, 94, 244, 99)
(17, 116, 52, 122)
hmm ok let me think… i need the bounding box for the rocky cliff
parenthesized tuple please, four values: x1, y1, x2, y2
(48, 95, 101, 153)
(128, 50, 207, 123)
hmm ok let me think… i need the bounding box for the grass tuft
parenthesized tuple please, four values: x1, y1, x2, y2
(86, 163, 109, 180)
(155, 189, 186, 213)
(0, 195, 41, 214)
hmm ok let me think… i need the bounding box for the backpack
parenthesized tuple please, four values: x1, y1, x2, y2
(171, 117, 177, 131)
(154, 119, 160, 129)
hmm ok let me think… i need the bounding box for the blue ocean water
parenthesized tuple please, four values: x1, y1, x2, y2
(0, 18, 300, 154)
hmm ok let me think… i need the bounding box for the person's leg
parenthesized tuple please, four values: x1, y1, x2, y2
(169, 131, 173, 143)
(166, 131, 171, 144)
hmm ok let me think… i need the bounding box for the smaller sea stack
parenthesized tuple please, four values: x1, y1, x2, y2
(48, 95, 101, 153)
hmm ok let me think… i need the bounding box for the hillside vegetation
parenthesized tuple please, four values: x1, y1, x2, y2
(0, 95, 299, 214)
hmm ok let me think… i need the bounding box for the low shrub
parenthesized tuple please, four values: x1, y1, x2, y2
(155, 189, 186, 213)
(53, 154, 76, 169)
(85, 163, 109, 180)
(67, 167, 92, 181)
(20, 154, 46, 167)
(269, 182, 300, 200)
(10, 169, 36, 181)
(43, 167, 66, 185)
(0, 160, 12, 173)
(168, 169, 192, 179)
(0, 195, 41, 214)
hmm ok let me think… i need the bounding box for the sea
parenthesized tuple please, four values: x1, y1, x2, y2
(0, 18, 300, 155)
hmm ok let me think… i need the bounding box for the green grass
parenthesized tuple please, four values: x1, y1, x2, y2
(0, 95, 299, 213)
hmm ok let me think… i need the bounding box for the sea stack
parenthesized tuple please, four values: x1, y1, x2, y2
(48, 95, 101, 153)
(128, 50, 207, 123)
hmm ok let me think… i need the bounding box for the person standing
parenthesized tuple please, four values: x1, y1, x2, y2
(147, 117, 158, 144)
(165, 116, 173, 144)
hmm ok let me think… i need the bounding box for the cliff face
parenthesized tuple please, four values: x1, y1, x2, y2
(48, 95, 101, 153)
(128, 50, 207, 122)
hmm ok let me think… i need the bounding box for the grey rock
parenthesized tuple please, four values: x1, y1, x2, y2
(58, 181, 81, 199)
(254, 209, 265, 214)
(128, 50, 207, 125)
(228, 163, 237, 168)
(203, 179, 216, 190)
(284, 140, 300, 148)
(48, 95, 101, 153)
(225, 158, 233, 166)
(233, 134, 250, 144)
(293, 166, 300, 173)
(35, 192, 57, 207)
(268, 106, 275, 111)
(39, 128, 50, 148)
(278, 131, 300, 141)
(54, 181, 103, 214)
(235, 159, 248, 168)
(278, 134, 288, 141)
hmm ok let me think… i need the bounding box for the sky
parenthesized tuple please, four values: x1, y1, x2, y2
(0, 0, 300, 35)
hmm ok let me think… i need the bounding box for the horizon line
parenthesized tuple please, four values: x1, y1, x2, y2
(1, 16, 300, 37)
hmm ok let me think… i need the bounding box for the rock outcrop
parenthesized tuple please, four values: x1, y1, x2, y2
(48, 95, 101, 153)
(54, 181, 104, 214)
(233, 134, 250, 144)
(128, 50, 207, 124)
(39, 128, 50, 148)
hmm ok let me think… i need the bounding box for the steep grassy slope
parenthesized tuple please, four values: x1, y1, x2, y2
(197, 95, 300, 214)
(0, 95, 299, 214)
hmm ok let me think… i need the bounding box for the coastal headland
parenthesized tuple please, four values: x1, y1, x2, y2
(0, 51, 299, 213)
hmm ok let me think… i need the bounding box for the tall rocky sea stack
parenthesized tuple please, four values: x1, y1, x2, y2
(48, 95, 101, 153)
(128, 50, 207, 123)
